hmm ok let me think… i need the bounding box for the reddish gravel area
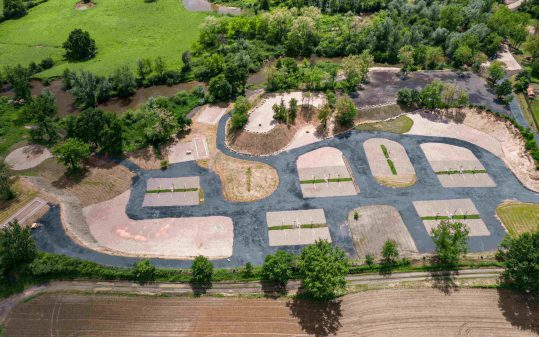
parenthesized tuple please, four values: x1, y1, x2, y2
(4, 289, 537, 337)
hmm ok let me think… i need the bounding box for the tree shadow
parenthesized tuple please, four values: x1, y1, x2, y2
(287, 296, 343, 337)
(189, 280, 212, 297)
(497, 288, 539, 335)
(430, 269, 459, 295)
(260, 280, 287, 299)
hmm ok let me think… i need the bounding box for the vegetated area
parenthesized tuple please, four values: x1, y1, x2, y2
(356, 115, 414, 134)
(0, 0, 207, 77)
(496, 201, 539, 237)
(4, 288, 538, 337)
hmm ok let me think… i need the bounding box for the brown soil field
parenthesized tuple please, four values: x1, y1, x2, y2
(5, 288, 538, 337)
(228, 106, 323, 156)
(213, 152, 279, 202)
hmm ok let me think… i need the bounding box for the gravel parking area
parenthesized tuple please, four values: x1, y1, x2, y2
(194, 104, 229, 125)
(348, 205, 418, 258)
(413, 199, 490, 236)
(84, 190, 233, 259)
(266, 209, 331, 246)
(363, 138, 416, 188)
(421, 143, 495, 188)
(167, 137, 209, 163)
(146, 177, 200, 191)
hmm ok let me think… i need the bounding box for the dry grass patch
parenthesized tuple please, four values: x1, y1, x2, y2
(126, 147, 162, 170)
(0, 179, 39, 224)
(496, 201, 539, 237)
(356, 115, 414, 134)
(213, 153, 279, 202)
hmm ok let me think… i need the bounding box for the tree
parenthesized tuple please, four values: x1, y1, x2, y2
(141, 103, 178, 146)
(52, 138, 91, 171)
(398, 45, 414, 75)
(0, 160, 14, 201)
(136, 58, 152, 81)
(335, 96, 357, 127)
(420, 80, 444, 109)
(69, 71, 111, 108)
(453, 45, 474, 67)
(523, 34, 539, 60)
(341, 52, 373, 92)
(208, 74, 232, 102)
(297, 240, 350, 300)
(3, 0, 27, 20)
(317, 103, 332, 129)
(63, 29, 97, 61)
(110, 66, 136, 98)
(4, 65, 30, 101)
(381, 239, 399, 265)
(154, 56, 166, 80)
(431, 221, 470, 266)
(66, 108, 123, 154)
(495, 79, 513, 99)
(397, 88, 420, 107)
(288, 98, 298, 123)
(488, 61, 506, 85)
(498, 231, 539, 294)
(26, 89, 60, 144)
(132, 259, 156, 283)
(230, 96, 250, 130)
(261, 250, 295, 288)
(0, 220, 36, 277)
(191, 255, 213, 284)
(181, 51, 192, 72)
(272, 99, 288, 123)
(287, 16, 319, 56)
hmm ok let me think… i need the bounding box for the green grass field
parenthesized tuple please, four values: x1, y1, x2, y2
(496, 201, 539, 237)
(356, 115, 414, 134)
(0, 0, 208, 77)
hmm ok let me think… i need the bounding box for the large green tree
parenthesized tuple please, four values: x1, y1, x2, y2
(27, 89, 60, 144)
(52, 138, 91, 171)
(3, 0, 27, 20)
(63, 29, 97, 61)
(191, 255, 213, 284)
(335, 96, 357, 127)
(297, 240, 349, 300)
(499, 231, 539, 294)
(0, 220, 36, 277)
(431, 221, 470, 266)
(0, 159, 14, 201)
(261, 250, 295, 288)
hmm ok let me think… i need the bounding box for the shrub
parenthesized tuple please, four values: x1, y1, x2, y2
(261, 250, 295, 287)
(381, 239, 399, 265)
(498, 232, 539, 294)
(191, 255, 213, 284)
(132, 259, 156, 283)
(3, 0, 27, 20)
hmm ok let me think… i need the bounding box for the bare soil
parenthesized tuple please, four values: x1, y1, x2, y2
(75, 0, 95, 10)
(213, 152, 279, 202)
(5, 289, 538, 337)
(228, 106, 324, 156)
(5, 144, 52, 171)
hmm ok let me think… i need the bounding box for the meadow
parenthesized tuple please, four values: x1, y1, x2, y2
(0, 0, 208, 77)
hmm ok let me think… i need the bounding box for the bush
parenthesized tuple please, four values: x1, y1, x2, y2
(498, 232, 539, 294)
(261, 250, 295, 287)
(63, 29, 97, 61)
(0, 220, 36, 276)
(132, 259, 156, 283)
(191, 255, 213, 284)
(381, 239, 399, 265)
(4, 0, 27, 20)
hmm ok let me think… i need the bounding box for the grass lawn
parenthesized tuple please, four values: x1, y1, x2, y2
(0, 0, 208, 78)
(356, 115, 414, 134)
(0, 101, 28, 158)
(496, 201, 539, 237)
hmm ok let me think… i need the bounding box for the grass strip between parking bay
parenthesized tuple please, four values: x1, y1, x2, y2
(300, 178, 353, 184)
(146, 188, 199, 193)
(421, 214, 481, 220)
(268, 224, 328, 230)
(435, 169, 488, 175)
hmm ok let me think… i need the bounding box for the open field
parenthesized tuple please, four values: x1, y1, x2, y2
(348, 205, 418, 258)
(496, 201, 539, 237)
(0, 0, 207, 77)
(4, 289, 538, 336)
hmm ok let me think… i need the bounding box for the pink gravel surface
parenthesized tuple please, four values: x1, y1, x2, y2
(83, 190, 233, 259)
(194, 105, 229, 125)
(5, 145, 52, 170)
(296, 147, 346, 170)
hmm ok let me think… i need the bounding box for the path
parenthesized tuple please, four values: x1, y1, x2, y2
(0, 268, 503, 324)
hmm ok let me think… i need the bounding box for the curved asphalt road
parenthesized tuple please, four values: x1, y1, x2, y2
(32, 109, 539, 268)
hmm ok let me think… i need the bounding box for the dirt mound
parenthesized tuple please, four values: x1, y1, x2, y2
(75, 1, 95, 10)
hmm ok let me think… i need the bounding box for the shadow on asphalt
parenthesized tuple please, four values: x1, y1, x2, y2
(497, 288, 539, 335)
(287, 297, 343, 337)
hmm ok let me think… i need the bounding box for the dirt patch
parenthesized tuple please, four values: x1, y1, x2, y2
(194, 104, 229, 125)
(363, 138, 416, 188)
(5, 145, 52, 171)
(84, 189, 233, 259)
(126, 147, 162, 170)
(6, 289, 537, 337)
(75, 0, 95, 10)
(245, 91, 326, 133)
(166, 136, 209, 164)
(228, 105, 323, 156)
(348, 205, 418, 258)
(213, 152, 279, 202)
(407, 108, 539, 192)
